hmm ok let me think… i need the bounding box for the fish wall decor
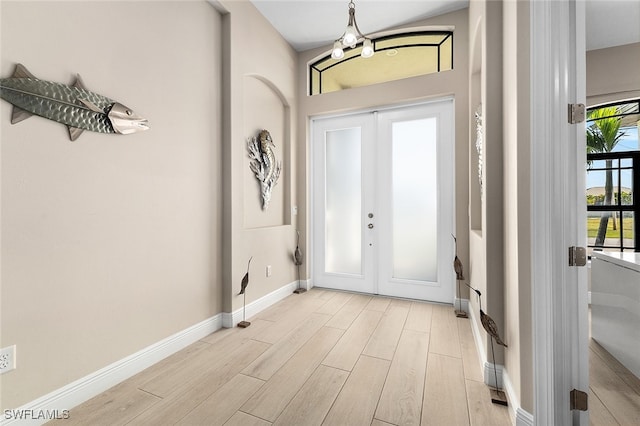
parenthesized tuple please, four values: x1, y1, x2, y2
(247, 129, 282, 210)
(0, 63, 149, 141)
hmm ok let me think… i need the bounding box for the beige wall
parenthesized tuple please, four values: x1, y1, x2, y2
(468, 0, 533, 414)
(586, 42, 640, 106)
(1, 1, 222, 409)
(296, 8, 470, 299)
(218, 1, 299, 314)
(467, 0, 505, 366)
(502, 0, 533, 414)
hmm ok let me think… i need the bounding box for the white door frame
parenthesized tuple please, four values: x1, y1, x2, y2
(531, 0, 588, 424)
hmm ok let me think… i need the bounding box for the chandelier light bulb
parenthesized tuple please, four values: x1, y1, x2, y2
(343, 26, 357, 46)
(332, 40, 345, 59)
(361, 38, 374, 58)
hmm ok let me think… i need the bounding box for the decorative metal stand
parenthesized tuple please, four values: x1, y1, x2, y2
(455, 283, 468, 318)
(452, 234, 468, 318)
(293, 230, 306, 294)
(467, 283, 508, 407)
(489, 339, 508, 406)
(238, 291, 251, 328)
(238, 257, 252, 328)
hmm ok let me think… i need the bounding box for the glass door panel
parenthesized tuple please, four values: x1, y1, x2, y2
(325, 128, 362, 275)
(391, 118, 438, 281)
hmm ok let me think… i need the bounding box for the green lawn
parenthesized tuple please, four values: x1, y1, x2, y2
(587, 216, 634, 239)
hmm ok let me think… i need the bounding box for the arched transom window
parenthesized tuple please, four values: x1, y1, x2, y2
(309, 31, 453, 96)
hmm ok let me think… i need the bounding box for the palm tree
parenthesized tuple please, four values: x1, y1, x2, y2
(587, 107, 626, 246)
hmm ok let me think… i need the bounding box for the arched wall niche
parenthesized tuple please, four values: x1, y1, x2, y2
(242, 74, 292, 228)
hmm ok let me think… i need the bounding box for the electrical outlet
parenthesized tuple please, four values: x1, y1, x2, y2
(0, 345, 16, 374)
(266, 265, 272, 277)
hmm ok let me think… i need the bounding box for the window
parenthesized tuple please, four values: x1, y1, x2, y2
(309, 31, 453, 96)
(586, 99, 640, 255)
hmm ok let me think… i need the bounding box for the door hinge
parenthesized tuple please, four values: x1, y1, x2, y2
(568, 103, 586, 124)
(570, 389, 588, 411)
(569, 246, 587, 267)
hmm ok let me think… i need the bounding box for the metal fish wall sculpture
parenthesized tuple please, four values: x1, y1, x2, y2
(0, 64, 149, 141)
(247, 129, 282, 210)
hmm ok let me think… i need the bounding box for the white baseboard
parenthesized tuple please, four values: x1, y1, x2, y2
(503, 367, 517, 423)
(468, 307, 488, 370)
(3, 280, 302, 426)
(515, 407, 534, 426)
(222, 280, 300, 328)
(483, 360, 505, 388)
(1, 314, 222, 426)
(503, 367, 534, 426)
(468, 307, 533, 425)
(453, 297, 470, 314)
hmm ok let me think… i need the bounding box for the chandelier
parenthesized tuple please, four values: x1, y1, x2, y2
(331, 0, 374, 60)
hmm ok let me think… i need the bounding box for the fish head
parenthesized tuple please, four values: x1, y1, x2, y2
(108, 102, 149, 135)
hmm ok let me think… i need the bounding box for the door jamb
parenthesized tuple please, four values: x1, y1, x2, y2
(530, 0, 588, 424)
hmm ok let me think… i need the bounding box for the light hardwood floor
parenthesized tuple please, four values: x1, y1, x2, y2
(588, 307, 640, 426)
(589, 338, 640, 426)
(49, 289, 513, 426)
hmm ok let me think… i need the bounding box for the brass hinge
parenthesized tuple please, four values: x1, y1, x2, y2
(568, 246, 587, 267)
(568, 103, 586, 124)
(570, 389, 588, 411)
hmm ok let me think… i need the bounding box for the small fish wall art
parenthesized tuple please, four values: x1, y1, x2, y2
(0, 63, 149, 141)
(247, 129, 282, 210)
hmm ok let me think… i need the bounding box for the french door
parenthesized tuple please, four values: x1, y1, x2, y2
(311, 100, 455, 303)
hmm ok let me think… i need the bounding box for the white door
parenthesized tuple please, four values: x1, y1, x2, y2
(311, 112, 376, 295)
(312, 100, 455, 303)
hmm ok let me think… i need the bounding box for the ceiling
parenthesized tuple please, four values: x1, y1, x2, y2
(250, 0, 468, 51)
(249, 0, 640, 52)
(585, 1, 640, 51)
